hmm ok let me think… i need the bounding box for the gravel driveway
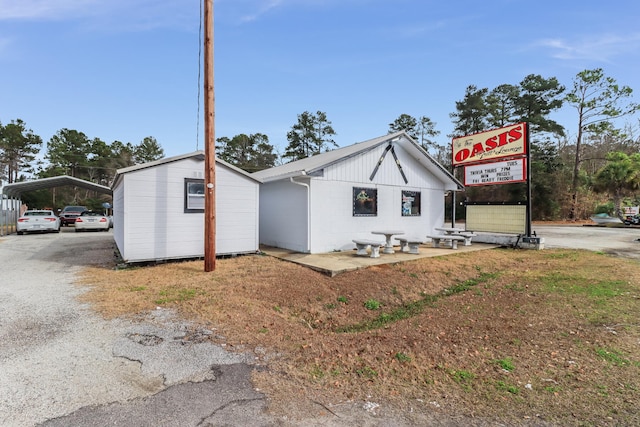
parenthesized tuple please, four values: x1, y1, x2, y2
(0, 229, 266, 427)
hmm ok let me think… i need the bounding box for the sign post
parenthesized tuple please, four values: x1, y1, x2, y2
(525, 124, 532, 237)
(452, 122, 534, 238)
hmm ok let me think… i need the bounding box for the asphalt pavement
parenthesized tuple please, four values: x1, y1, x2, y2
(532, 223, 640, 260)
(0, 229, 273, 427)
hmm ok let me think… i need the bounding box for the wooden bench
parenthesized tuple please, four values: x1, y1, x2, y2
(352, 239, 385, 258)
(426, 234, 466, 249)
(395, 237, 424, 254)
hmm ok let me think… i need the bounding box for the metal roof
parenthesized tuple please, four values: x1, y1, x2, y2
(111, 151, 262, 189)
(251, 131, 463, 190)
(1, 175, 112, 197)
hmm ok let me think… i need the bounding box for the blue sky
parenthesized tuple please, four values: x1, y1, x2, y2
(1, 0, 639, 161)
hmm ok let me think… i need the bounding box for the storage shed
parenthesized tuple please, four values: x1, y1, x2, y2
(112, 151, 261, 263)
(252, 131, 463, 254)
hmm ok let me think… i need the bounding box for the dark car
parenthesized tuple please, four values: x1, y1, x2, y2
(59, 205, 88, 226)
(624, 214, 640, 225)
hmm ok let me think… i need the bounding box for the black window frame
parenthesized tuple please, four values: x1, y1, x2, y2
(401, 190, 421, 216)
(184, 178, 205, 213)
(353, 187, 378, 217)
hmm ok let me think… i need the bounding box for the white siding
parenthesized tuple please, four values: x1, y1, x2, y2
(115, 157, 259, 263)
(308, 180, 446, 253)
(321, 144, 443, 189)
(121, 158, 204, 262)
(259, 179, 308, 252)
(112, 180, 126, 259)
(256, 146, 450, 254)
(216, 164, 260, 254)
(301, 143, 449, 253)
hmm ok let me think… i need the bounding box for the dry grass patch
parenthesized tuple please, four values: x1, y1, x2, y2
(78, 248, 640, 426)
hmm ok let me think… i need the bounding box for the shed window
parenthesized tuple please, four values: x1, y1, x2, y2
(185, 179, 205, 213)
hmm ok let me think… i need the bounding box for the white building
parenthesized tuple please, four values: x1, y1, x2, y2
(112, 152, 261, 263)
(252, 131, 463, 254)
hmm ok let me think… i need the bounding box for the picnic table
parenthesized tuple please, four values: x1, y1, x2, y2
(434, 227, 466, 234)
(371, 230, 404, 254)
(432, 227, 476, 246)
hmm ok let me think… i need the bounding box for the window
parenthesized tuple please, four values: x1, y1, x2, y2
(353, 187, 377, 216)
(185, 178, 205, 213)
(401, 190, 421, 216)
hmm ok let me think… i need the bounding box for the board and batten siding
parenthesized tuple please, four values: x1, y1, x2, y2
(254, 133, 459, 254)
(114, 157, 259, 263)
(320, 143, 443, 188)
(302, 144, 448, 253)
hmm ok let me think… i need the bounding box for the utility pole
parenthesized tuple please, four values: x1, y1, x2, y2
(204, 0, 216, 271)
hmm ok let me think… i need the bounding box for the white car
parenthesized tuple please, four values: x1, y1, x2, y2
(75, 211, 110, 232)
(16, 210, 61, 235)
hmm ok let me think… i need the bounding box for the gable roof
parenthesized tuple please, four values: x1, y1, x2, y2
(112, 151, 262, 189)
(252, 131, 463, 190)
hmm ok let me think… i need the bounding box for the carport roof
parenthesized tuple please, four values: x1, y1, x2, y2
(1, 175, 112, 197)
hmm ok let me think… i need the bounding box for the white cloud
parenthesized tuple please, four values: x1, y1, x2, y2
(535, 33, 640, 63)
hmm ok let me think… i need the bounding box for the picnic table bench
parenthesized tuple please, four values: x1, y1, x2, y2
(352, 239, 385, 258)
(395, 237, 424, 254)
(426, 234, 466, 249)
(434, 227, 477, 246)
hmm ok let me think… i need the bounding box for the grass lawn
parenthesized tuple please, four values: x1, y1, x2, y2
(79, 247, 640, 426)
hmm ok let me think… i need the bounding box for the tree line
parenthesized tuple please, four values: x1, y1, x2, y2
(217, 68, 640, 220)
(2, 67, 639, 219)
(0, 122, 164, 209)
(449, 68, 639, 220)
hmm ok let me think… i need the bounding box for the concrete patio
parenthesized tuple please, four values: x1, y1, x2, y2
(261, 242, 499, 276)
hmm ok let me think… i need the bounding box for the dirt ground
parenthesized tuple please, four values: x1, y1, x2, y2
(79, 237, 640, 426)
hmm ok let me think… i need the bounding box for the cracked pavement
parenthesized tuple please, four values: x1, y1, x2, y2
(0, 230, 275, 427)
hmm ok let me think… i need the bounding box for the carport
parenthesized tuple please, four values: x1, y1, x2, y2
(1, 175, 112, 236)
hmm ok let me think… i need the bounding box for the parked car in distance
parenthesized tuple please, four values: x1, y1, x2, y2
(75, 211, 110, 232)
(17, 210, 61, 235)
(59, 205, 88, 226)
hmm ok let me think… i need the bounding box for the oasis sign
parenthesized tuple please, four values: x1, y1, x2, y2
(452, 122, 527, 167)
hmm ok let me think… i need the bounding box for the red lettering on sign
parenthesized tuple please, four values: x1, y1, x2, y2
(453, 123, 527, 166)
(508, 126, 522, 142)
(497, 130, 509, 146)
(455, 148, 470, 163)
(471, 142, 485, 158)
(485, 136, 498, 150)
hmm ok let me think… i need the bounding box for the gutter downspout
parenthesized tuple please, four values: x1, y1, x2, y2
(290, 173, 311, 253)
